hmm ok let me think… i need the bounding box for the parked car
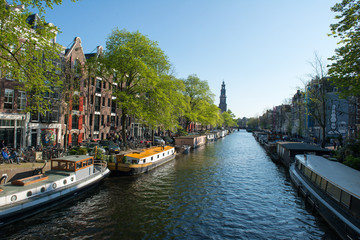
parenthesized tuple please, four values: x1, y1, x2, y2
(99, 140, 120, 154)
(154, 136, 165, 145)
(161, 136, 174, 145)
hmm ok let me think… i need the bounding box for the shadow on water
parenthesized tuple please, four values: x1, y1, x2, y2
(0, 131, 339, 239)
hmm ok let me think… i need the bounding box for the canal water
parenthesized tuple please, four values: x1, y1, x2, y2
(1, 131, 338, 239)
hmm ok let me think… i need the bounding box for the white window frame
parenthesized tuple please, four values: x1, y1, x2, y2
(17, 91, 26, 110)
(4, 89, 14, 109)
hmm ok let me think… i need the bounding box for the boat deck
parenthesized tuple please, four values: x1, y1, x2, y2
(0, 171, 72, 196)
(297, 155, 360, 199)
(126, 146, 174, 159)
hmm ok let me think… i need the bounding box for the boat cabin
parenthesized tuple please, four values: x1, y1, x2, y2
(51, 155, 95, 181)
(124, 146, 175, 165)
(295, 155, 360, 219)
(206, 132, 216, 141)
(174, 135, 206, 149)
(277, 142, 330, 168)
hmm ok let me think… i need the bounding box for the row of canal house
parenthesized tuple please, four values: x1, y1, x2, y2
(0, 22, 141, 149)
(258, 80, 359, 143)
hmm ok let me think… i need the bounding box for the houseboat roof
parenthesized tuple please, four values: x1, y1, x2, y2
(52, 155, 93, 163)
(278, 142, 330, 152)
(126, 146, 174, 159)
(296, 155, 360, 198)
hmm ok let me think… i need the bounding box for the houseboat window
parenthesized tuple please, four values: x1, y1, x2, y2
(167, 151, 169, 155)
(311, 172, 317, 183)
(76, 162, 82, 170)
(52, 161, 66, 170)
(298, 163, 303, 172)
(71, 177, 74, 182)
(143, 159, 146, 163)
(315, 175, 322, 187)
(68, 162, 75, 171)
(88, 158, 93, 165)
(11, 195, 17, 201)
(59, 161, 67, 170)
(63, 180, 67, 185)
(157, 155, 159, 159)
(341, 191, 351, 208)
(304, 167, 312, 179)
(326, 182, 341, 202)
(83, 160, 88, 167)
(163, 153, 165, 157)
(320, 179, 327, 191)
(27, 191, 32, 197)
(52, 161, 59, 169)
(41, 187, 46, 192)
(151, 157, 153, 161)
(52, 183, 57, 189)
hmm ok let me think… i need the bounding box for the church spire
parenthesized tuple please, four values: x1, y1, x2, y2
(219, 81, 227, 113)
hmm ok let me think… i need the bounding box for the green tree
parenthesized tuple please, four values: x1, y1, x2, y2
(101, 28, 170, 148)
(182, 74, 215, 131)
(141, 74, 188, 140)
(221, 110, 238, 128)
(246, 117, 259, 130)
(0, 0, 78, 114)
(328, 0, 360, 97)
(197, 101, 222, 129)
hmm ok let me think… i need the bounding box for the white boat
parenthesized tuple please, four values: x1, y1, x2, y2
(0, 155, 110, 227)
(108, 146, 176, 175)
(290, 154, 360, 239)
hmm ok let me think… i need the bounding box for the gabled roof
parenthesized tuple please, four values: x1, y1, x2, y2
(64, 37, 85, 60)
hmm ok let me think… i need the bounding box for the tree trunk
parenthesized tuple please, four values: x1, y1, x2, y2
(121, 112, 127, 149)
(152, 129, 155, 145)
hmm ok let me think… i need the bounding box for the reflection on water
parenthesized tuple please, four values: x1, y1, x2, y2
(0, 131, 338, 239)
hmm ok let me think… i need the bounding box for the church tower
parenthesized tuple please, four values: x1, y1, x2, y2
(219, 81, 227, 113)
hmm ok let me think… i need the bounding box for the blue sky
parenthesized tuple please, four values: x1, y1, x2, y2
(44, 0, 339, 118)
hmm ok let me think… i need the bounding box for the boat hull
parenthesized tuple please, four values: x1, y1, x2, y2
(289, 164, 360, 240)
(0, 168, 110, 227)
(109, 154, 175, 175)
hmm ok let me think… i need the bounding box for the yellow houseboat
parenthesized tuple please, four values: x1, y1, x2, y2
(109, 146, 176, 175)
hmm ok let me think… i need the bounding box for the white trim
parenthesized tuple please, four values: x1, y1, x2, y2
(0, 113, 26, 120)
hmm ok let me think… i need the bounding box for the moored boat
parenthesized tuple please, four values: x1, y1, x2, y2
(290, 154, 360, 239)
(0, 155, 110, 227)
(108, 146, 176, 175)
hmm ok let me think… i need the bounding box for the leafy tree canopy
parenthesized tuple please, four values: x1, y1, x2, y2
(182, 74, 216, 129)
(221, 110, 238, 127)
(101, 28, 171, 144)
(0, 0, 76, 113)
(328, 0, 360, 97)
(141, 74, 188, 132)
